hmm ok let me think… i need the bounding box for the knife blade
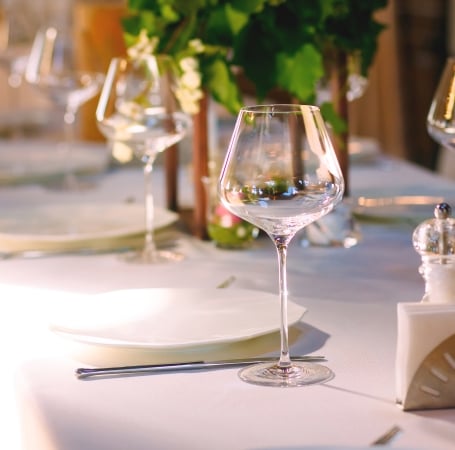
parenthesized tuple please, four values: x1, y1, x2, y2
(76, 355, 326, 379)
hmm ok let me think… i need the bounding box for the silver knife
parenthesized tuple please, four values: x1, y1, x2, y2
(76, 355, 326, 379)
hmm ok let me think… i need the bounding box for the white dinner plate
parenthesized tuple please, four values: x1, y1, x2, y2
(50, 288, 306, 350)
(0, 139, 110, 185)
(348, 135, 381, 164)
(353, 195, 450, 225)
(0, 203, 178, 253)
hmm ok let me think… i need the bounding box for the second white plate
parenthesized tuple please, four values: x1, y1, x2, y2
(0, 140, 110, 185)
(0, 203, 178, 253)
(353, 195, 449, 225)
(50, 288, 307, 350)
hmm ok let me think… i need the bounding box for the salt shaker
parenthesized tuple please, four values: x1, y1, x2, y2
(412, 203, 455, 304)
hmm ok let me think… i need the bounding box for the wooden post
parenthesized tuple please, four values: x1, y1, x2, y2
(329, 49, 350, 196)
(73, 0, 127, 141)
(191, 93, 209, 239)
(164, 144, 179, 212)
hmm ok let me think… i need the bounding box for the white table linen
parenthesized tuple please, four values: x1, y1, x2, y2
(1, 153, 455, 449)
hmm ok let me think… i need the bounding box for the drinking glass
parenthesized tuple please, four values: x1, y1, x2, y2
(219, 104, 344, 387)
(25, 26, 105, 188)
(96, 55, 191, 264)
(427, 57, 455, 150)
(0, 1, 39, 137)
(0, 0, 35, 88)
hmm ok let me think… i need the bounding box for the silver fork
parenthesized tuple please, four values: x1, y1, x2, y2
(370, 425, 402, 446)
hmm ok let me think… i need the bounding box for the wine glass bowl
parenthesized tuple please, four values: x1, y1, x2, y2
(25, 26, 105, 189)
(427, 56, 455, 150)
(26, 27, 105, 123)
(97, 57, 188, 161)
(0, 2, 34, 87)
(219, 104, 344, 386)
(0, 2, 40, 137)
(96, 55, 191, 263)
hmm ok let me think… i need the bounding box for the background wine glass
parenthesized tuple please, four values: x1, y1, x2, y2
(0, 2, 31, 87)
(219, 104, 344, 387)
(427, 56, 455, 150)
(96, 55, 191, 264)
(0, 0, 39, 137)
(25, 26, 105, 189)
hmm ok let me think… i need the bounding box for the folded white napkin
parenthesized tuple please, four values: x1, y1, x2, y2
(396, 302, 455, 410)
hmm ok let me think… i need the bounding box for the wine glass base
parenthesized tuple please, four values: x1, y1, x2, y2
(238, 361, 334, 387)
(121, 248, 184, 264)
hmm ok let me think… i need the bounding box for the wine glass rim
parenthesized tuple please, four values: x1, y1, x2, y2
(240, 104, 320, 114)
(111, 53, 173, 64)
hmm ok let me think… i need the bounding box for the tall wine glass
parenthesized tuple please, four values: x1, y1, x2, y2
(96, 55, 191, 264)
(219, 104, 344, 387)
(25, 26, 105, 188)
(0, 2, 31, 88)
(0, 0, 38, 137)
(427, 57, 455, 150)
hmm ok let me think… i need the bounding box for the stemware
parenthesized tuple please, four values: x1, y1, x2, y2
(0, 0, 35, 88)
(427, 56, 455, 150)
(219, 104, 344, 387)
(96, 55, 191, 264)
(25, 26, 105, 189)
(0, 1, 38, 137)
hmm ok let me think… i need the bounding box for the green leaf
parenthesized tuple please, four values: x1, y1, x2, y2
(173, 0, 209, 15)
(205, 4, 246, 45)
(276, 44, 324, 102)
(320, 102, 347, 135)
(230, 0, 268, 14)
(203, 57, 243, 115)
(127, 0, 152, 11)
(225, 4, 250, 35)
(161, 14, 198, 54)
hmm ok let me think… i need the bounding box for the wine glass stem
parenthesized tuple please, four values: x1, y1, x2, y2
(275, 238, 291, 368)
(62, 105, 77, 184)
(143, 160, 157, 255)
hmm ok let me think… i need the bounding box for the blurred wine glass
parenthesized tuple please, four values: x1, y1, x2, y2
(0, 0, 33, 87)
(0, 0, 40, 137)
(25, 26, 105, 189)
(96, 55, 191, 263)
(427, 56, 455, 150)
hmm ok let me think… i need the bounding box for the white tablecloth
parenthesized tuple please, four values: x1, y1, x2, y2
(1, 153, 455, 449)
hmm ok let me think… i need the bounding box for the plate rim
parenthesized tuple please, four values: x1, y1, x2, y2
(0, 203, 178, 244)
(49, 287, 307, 350)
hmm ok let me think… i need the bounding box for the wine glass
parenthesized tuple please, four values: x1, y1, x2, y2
(0, 1, 38, 137)
(427, 56, 455, 150)
(219, 104, 344, 387)
(25, 26, 105, 189)
(0, 0, 36, 88)
(96, 55, 191, 264)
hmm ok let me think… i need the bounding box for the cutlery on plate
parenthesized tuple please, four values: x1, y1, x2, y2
(370, 425, 402, 446)
(76, 355, 326, 379)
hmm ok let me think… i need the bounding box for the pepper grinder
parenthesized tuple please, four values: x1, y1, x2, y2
(396, 203, 455, 411)
(412, 203, 455, 304)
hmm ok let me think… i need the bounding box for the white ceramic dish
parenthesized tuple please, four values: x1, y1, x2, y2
(50, 288, 306, 350)
(353, 195, 449, 225)
(0, 203, 178, 253)
(0, 140, 110, 184)
(348, 136, 381, 164)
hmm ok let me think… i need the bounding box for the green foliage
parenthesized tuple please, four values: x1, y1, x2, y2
(123, 0, 388, 118)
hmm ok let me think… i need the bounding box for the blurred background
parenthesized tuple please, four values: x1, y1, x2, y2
(0, 0, 454, 177)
